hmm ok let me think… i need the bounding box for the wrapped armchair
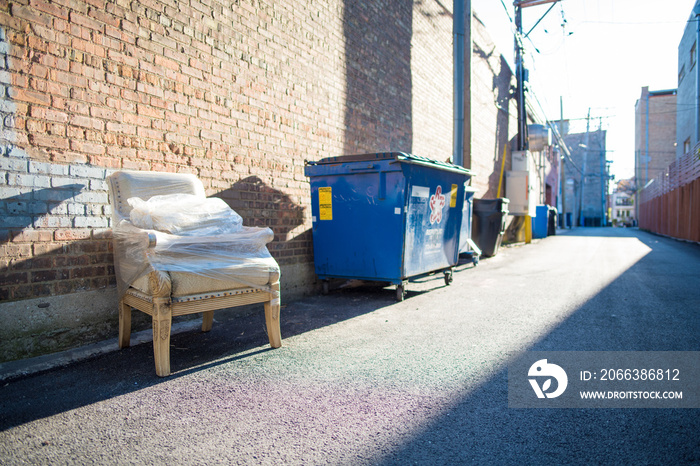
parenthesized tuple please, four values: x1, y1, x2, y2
(107, 171, 281, 376)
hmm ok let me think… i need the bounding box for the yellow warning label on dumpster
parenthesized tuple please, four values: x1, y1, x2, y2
(449, 184, 458, 208)
(319, 187, 332, 220)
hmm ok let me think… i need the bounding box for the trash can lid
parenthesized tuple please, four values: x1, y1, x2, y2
(306, 152, 474, 175)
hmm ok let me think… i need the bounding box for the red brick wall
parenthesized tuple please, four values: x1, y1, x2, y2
(2, 0, 354, 301)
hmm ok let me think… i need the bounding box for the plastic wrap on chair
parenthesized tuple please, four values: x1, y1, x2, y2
(108, 172, 281, 299)
(128, 194, 243, 236)
(113, 220, 280, 299)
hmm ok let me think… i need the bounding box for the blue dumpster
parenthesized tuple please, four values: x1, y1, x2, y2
(304, 152, 473, 301)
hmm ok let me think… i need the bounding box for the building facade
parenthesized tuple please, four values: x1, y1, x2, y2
(610, 191, 635, 227)
(676, 0, 700, 158)
(635, 87, 677, 192)
(562, 127, 608, 227)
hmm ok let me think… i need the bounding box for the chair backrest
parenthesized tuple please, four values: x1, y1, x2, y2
(107, 171, 206, 222)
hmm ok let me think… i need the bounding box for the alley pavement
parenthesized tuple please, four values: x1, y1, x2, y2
(1, 227, 699, 465)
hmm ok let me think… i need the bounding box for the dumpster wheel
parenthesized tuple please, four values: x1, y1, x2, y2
(472, 255, 480, 266)
(444, 270, 454, 286)
(396, 283, 406, 302)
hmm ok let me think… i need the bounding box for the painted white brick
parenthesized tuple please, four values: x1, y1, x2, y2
(86, 204, 103, 216)
(0, 157, 28, 172)
(33, 216, 72, 228)
(28, 202, 48, 214)
(89, 179, 108, 191)
(67, 203, 86, 215)
(8, 173, 51, 188)
(0, 215, 32, 228)
(7, 146, 28, 158)
(29, 161, 69, 176)
(48, 203, 68, 215)
(52, 177, 85, 188)
(69, 165, 106, 179)
(73, 216, 109, 228)
(0, 186, 32, 198)
(74, 191, 109, 204)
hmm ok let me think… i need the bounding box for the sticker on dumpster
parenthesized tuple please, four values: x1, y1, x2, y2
(429, 185, 446, 224)
(318, 187, 332, 220)
(411, 186, 430, 198)
(449, 184, 458, 208)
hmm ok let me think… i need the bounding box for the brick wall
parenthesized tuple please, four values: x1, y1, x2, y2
(0, 0, 516, 360)
(1, 0, 353, 306)
(1, 159, 113, 300)
(636, 87, 678, 192)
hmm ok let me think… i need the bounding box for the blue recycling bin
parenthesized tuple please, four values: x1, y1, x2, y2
(532, 204, 549, 239)
(304, 152, 473, 301)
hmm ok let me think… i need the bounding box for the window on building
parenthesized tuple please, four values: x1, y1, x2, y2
(692, 42, 697, 69)
(679, 64, 686, 84)
(684, 138, 691, 154)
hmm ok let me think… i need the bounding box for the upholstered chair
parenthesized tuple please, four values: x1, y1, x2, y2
(107, 170, 281, 376)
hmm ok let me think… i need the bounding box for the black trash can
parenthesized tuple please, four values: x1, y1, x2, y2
(547, 206, 558, 236)
(472, 198, 509, 257)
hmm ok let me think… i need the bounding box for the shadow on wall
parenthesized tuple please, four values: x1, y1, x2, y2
(0, 184, 115, 302)
(0, 176, 310, 362)
(213, 176, 310, 269)
(487, 54, 514, 199)
(343, 0, 414, 155)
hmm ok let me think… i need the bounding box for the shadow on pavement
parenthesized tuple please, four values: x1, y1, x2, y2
(379, 228, 700, 464)
(0, 272, 455, 431)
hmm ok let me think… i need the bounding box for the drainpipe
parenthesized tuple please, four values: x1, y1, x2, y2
(453, 0, 470, 168)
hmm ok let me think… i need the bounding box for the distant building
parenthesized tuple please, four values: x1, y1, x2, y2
(561, 127, 608, 227)
(634, 87, 677, 191)
(610, 192, 635, 227)
(677, 0, 700, 157)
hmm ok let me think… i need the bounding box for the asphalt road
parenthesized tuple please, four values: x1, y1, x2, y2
(1, 227, 699, 465)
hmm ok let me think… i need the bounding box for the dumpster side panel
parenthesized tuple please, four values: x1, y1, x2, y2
(459, 188, 476, 253)
(308, 168, 406, 282)
(402, 164, 465, 277)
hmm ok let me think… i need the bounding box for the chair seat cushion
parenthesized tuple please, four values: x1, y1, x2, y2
(131, 256, 280, 297)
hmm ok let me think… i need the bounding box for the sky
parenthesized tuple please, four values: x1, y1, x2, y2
(471, 0, 697, 182)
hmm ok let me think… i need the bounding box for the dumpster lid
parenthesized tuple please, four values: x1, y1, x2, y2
(306, 152, 474, 175)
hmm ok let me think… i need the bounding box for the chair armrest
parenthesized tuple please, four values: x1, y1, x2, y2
(113, 220, 172, 298)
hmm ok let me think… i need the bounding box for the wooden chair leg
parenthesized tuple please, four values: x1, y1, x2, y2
(118, 300, 132, 349)
(152, 299, 172, 377)
(264, 283, 282, 348)
(202, 311, 214, 332)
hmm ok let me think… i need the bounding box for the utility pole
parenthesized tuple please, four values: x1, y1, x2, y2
(579, 108, 590, 227)
(514, 0, 560, 152)
(559, 96, 566, 226)
(514, 4, 528, 151)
